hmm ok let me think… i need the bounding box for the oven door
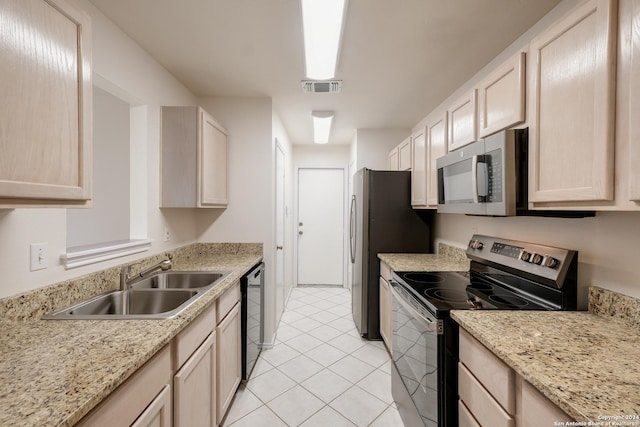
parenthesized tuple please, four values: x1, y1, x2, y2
(390, 280, 442, 427)
(436, 139, 487, 215)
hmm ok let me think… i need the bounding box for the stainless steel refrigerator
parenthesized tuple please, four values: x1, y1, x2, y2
(350, 168, 432, 339)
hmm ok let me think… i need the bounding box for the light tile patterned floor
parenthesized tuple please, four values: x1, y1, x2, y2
(222, 287, 403, 427)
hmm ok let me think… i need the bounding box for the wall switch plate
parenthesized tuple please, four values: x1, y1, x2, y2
(163, 228, 171, 242)
(30, 242, 48, 271)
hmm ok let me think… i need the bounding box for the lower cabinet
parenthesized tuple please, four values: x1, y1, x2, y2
(459, 328, 573, 427)
(132, 385, 172, 427)
(379, 261, 393, 352)
(216, 303, 241, 425)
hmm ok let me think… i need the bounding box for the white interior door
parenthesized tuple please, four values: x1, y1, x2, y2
(297, 168, 344, 286)
(275, 143, 285, 322)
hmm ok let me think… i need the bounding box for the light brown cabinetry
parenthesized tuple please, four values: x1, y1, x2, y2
(477, 52, 525, 138)
(379, 261, 393, 352)
(161, 106, 229, 208)
(528, 0, 617, 204)
(0, 0, 93, 208)
(132, 385, 172, 427)
(77, 346, 172, 426)
(411, 129, 427, 207)
(447, 90, 477, 151)
(216, 283, 242, 425)
(459, 328, 572, 427)
(629, 0, 640, 201)
(426, 113, 448, 207)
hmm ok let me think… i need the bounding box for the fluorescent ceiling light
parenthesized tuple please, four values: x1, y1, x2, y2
(312, 111, 334, 144)
(301, 0, 347, 80)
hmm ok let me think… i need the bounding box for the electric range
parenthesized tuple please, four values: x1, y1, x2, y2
(389, 235, 578, 427)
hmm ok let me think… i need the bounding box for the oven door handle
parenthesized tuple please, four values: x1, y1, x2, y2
(390, 281, 442, 333)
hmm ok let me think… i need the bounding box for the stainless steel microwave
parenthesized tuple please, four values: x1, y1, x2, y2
(436, 128, 527, 216)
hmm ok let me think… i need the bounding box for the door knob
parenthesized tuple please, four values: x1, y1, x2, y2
(276, 245, 283, 250)
(299, 231, 303, 235)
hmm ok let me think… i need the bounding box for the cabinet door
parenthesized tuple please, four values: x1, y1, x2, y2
(0, 0, 92, 206)
(175, 331, 217, 427)
(388, 148, 399, 171)
(411, 129, 427, 207)
(398, 137, 412, 171)
(518, 379, 572, 427)
(529, 0, 616, 203)
(132, 385, 172, 427)
(427, 113, 448, 207)
(477, 52, 526, 138)
(216, 303, 241, 425)
(630, 0, 640, 201)
(199, 107, 228, 207)
(447, 90, 477, 151)
(379, 277, 391, 352)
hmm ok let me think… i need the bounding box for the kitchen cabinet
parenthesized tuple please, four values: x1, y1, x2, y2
(77, 346, 172, 426)
(629, 0, 640, 202)
(216, 283, 241, 425)
(174, 302, 218, 427)
(398, 137, 412, 171)
(459, 328, 572, 427)
(411, 128, 427, 208)
(426, 112, 448, 207)
(477, 52, 525, 138)
(528, 0, 617, 204)
(379, 261, 393, 352)
(447, 90, 477, 151)
(161, 106, 229, 208)
(0, 0, 92, 208)
(388, 149, 399, 170)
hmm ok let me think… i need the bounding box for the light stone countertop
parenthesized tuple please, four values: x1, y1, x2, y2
(451, 309, 640, 422)
(0, 243, 262, 427)
(378, 243, 470, 272)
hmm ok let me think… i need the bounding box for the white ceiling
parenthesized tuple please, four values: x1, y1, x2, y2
(88, 0, 562, 145)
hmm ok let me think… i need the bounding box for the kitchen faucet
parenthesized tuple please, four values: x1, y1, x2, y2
(120, 255, 173, 291)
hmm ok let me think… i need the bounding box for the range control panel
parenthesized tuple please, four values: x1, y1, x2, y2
(466, 235, 577, 287)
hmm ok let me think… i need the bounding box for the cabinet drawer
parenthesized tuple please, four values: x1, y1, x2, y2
(217, 281, 240, 323)
(459, 401, 481, 427)
(77, 346, 171, 427)
(380, 262, 392, 282)
(459, 328, 515, 413)
(173, 302, 216, 370)
(459, 363, 514, 427)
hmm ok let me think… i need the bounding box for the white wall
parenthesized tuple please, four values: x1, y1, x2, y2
(0, 0, 200, 299)
(352, 128, 410, 171)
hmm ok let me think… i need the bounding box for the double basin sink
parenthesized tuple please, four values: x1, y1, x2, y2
(43, 271, 229, 320)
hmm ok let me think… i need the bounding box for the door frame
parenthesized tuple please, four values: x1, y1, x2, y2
(274, 140, 286, 326)
(293, 166, 349, 288)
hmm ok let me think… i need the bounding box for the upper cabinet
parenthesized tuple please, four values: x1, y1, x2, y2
(388, 149, 399, 171)
(447, 90, 477, 151)
(528, 0, 617, 203)
(629, 0, 640, 202)
(388, 136, 412, 171)
(411, 129, 427, 207)
(0, 0, 92, 208)
(426, 112, 448, 208)
(161, 106, 229, 208)
(477, 52, 526, 138)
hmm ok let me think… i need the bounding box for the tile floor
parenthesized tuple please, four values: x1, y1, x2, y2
(222, 287, 404, 427)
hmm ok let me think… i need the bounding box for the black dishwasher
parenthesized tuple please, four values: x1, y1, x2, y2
(241, 262, 264, 381)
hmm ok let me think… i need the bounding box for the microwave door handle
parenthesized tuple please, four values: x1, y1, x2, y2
(472, 155, 479, 203)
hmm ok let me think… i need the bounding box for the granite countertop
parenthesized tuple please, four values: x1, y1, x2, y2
(452, 308, 640, 422)
(0, 243, 262, 427)
(378, 243, 470, 272)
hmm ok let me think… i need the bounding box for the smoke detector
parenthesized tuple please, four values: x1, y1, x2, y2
(301, 80, 342, 94)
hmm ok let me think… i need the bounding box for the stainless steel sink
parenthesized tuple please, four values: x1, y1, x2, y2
(129, 271, 228, 290)
(43, 271, 230, 320)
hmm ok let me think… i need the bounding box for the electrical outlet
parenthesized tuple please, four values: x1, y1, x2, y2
(30, 242, 48, 271)
(164, 228, 171, 242)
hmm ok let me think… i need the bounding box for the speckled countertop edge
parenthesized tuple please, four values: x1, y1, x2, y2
(451, 308, 640, 422)
(378, 242, 470, 272)
(0, 243, 262, 427)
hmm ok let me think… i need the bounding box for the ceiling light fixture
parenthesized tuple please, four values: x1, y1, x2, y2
(301, 0, 347, 80)
(312, 111, 334, 144)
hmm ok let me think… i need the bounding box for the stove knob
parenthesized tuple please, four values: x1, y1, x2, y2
(469, 240, 484, 250)
(531, 253, 543, 265)
(542, 256, 559, 268)
(519, 250, 531, 262)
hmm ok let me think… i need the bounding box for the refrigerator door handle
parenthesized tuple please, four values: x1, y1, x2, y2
(349, 195, 356, 263)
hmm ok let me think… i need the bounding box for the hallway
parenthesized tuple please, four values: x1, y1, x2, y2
(222, 287, 402, 426)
